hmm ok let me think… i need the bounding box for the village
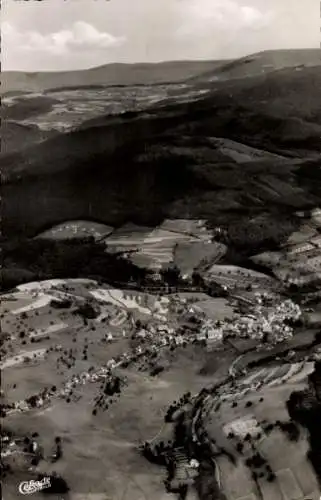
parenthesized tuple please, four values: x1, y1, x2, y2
(1, 211, 321, 500)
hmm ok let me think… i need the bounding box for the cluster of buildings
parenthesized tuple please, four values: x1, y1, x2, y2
(8, 314, 198, 415)
(134, 322, 175, 341)
(197, 294, 302, 346)
(198, 319, 224, 343)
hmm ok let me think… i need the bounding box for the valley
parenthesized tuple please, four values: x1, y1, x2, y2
(1, 48, 321, 500)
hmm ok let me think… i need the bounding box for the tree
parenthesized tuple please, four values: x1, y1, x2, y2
(160, 264, 181, 287)
(192, 270, 204, 287)
(135, 319, 142, 330)
(73, 302, 98, 320)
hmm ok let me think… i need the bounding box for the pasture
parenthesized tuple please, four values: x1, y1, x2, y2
(204, 360, 320, 500)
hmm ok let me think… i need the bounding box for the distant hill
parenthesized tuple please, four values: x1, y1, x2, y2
(190, 48, 321, 82)
(1, 60, 229, 94)
(2, 65, 321, 244)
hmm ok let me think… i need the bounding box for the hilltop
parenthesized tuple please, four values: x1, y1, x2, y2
(190, 48, 321, 82)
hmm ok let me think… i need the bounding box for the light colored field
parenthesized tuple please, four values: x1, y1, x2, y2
(174, 241, 227, 274)
(33, 218, 225, 271)
(193, 297, 235, 321)
(207, 265, 273, 280)
(109, 310, 128, 327)
(131, 253, 158, 269)
(17, 279, 67, 291)
(10, 294, 54, 314)
(103, 219, 216, 268)
(3, 83, 204, 134)
(132, 228, 198, 267)
(90, 288, 169, 321)
(90, 288, 151, 316)
(287, 362, 314, 384)
(159, 219, 211, 240)
(0, 294, 37, 315)
(1, 348, 47, 369)
(265, 364, 297, 386)
(273, 265, 321, 285)
(285, 223, 318, 246)
(276, 469, 304, 500)
(36, 220, 114, 240)
(223, 416, 262, 439)
(142, 228, 196, 245)
(2, 280, 172, 339)
(16, 278, 97, 294)
(29, 322, 69, 339)
(218, 456, 255, 500)
(250, 251, 284, 268)
(103, 223, 153, 248)
(4, 280, 96, 316)
(293, 461, 321, 496)
(257, 476, 283, 500)
(303, 255, 321, 272)
(231, 362, 313, 395)
(208, 137, 284, 164)
(311, 208, 321, 227)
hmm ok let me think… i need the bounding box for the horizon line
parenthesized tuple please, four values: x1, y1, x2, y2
(3, 47, 320, 73)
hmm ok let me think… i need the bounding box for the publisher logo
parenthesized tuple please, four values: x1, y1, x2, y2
(18, 477, 51, 495)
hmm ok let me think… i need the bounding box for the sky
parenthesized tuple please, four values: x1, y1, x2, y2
(2, 0, 320, 71)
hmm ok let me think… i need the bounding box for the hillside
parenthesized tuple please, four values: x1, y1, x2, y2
(1, 120, 55, 155)
(2, 66, 321, 244)
(1, 59, 229, 94)
(191, 48, 321, 82)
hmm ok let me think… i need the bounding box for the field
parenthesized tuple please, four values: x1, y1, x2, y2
(99, 220, 214, 270)
(35, 219, 219, 272)
(204, 265, 276, 290)
(2, 84, 206, 138)
(36, 221, 114, 241)
(192, 298, 234, 322)
(203, 361, 320, 500)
